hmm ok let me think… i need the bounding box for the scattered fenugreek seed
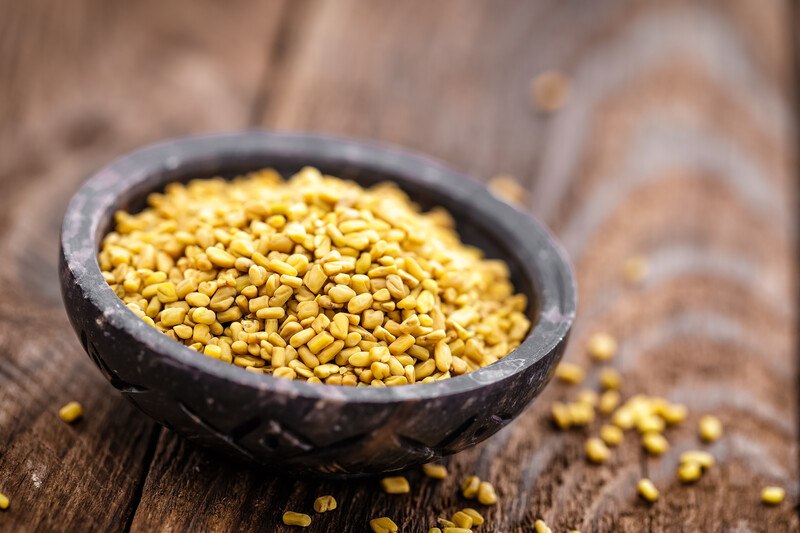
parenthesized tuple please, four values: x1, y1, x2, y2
(679, 450, 715, 469)
(451, 510, 473, 529)
(0, 492, 8, 510)
(585, 437, 611, 464)
(551, 401, 572, 429)
(58, 401, 83, 424)
(534, 519, 553, 533)
(761, 486, 785, 506)
(282, 511, 312, 527)
(555, 362, 585, 384)
(598, 390, 621, 415)
(370, 517, 398, 533)
(442, 528, 472, 533)
(677, 461, 702, 483)
(422, 463, 448, 479)
(313, 495, 337, 513)
(641, 432, 669, 455)
(461, 508, 484, 526)
(428, 529, 443, 533)
(587, 333, 617, 362)
(461, 476, 481, 499)
(599, 367, 622, 390)
(477, 481, 497, 505)
(698, 415, 723, 442)
(381, 476, 410, 494)
(637, 478, 659, 503)
(623, 255, 649, 284)
(600, 424, 624, 446)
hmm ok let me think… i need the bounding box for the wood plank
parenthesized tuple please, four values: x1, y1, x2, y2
(0, 0, 286, 530)
(130, 0, 799, 532)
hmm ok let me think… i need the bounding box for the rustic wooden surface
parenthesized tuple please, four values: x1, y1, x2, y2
(0, 0, 797, 531)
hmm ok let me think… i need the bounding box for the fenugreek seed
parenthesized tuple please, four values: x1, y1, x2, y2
(329, 284, 356, 304)
(659, 403, 688, 425)
(551, 402, 572, 429)
(348, 292, 373, 313)
(555, 362, 584, 384)
(204, 345, 223, 359)
(313, 495, 337, 513)
(477, 481, 497, 505)
(422, 463, 448, 479)
(451, 511, 473, 529)
(637, 415, 665, 434)
(587, 332, 617, 362)
(585, 437, 610, 464)
(679, 450, 715, 469)
(461, 476, 480, 499)
(600, 424, 624, 446)
(59, 401, 83, 423)
(185, 292, 211, 307)
(160, 307, 186, 327)
(388, 334, 415, 355)
(207, 247, 236, 268)
(641, 432, 669, 455)
(282, 511, 311, 527)
(438, 519, 456, 528)
(637, 478, 659, 503)
(568, 401, 595, 426)
(761, 486, 785, 506)
(698, 415, 723, 442)
(381, 476, 410, 494)
(428, 529, 442, 533)
(273, 367, 297, 379)
(623, 255, 649, 284)
(677, 461, 702, 483)
(442, 527, 471, 533)
(370, 517, 398, 533)
(534, 520, 553, 533)
(0, 492, 8, 510)
(193, 307, 216, 325)
(599, 367, 621, 390)
(576, 389, 598, 407)
(460, 508, 483, 526)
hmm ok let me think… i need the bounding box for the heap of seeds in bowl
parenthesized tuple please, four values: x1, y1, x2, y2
(98, 167, 530, 386)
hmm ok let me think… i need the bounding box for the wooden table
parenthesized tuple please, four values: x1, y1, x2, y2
(1, 1, 797, 531)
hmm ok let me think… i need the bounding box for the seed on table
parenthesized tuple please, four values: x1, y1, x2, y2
(637, 414, 665, 434)
(599, 367, 622, 390)
(59, 401, 83, 424)
(600, 424, 624, 446)
(442, 528, 472, 533)
(428, 528, 442, 533)
(598, 390, 621, 415)
(313, 495, 337, 513)
(658, 402, 688, 425)
(381, 476, 410, 494)
(555, 362, 584, 384)
(534, 519, 553, 533)
(623, 255, 649, 284)
(587, 332, 617, 361)
(551, 401, 572, 429)
(451, 510, 473, 529)
(477, 481, 497, 505)
(576, 389, 598, 407)
(679, 450, 715, 469)
(422, 463, 448, 479)
(370, 517, 398, 533)
(638, 478, 659, 503)
(642, 432, 669, 455)
(761, 486, 785, 506)
(585, 437, 610, 464)
(461, 475, 481, 499)
(677, 461, 702, 483)
(0, 491, 9, 510)
(568, 401, 595, 426)
(437, 518, 456, 528)
(698, 415, 723, 442)
(461, 508, 484, 526)
(282, 511, 311, 527)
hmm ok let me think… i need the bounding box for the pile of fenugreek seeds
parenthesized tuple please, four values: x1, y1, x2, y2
(98, 167, 530, 386)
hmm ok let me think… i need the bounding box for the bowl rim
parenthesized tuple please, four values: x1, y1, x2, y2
(60, 130, 577, 403)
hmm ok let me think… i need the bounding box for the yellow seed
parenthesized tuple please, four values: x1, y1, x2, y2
(313, 495, 337, 513)
(206, 247, 236, 268)
(551, 401, 572, 429)
(348, 292, 373, 314)
(555, 362, 584, 384)
(677, 461, 702, 483)
(659, 403, 688, 425)
(637, 478, 659, 502)
(637, 415, 665, 434)
(442, 527, 471, 533)
(568, 401, 595, 426)
(0, 492, 9, 510)
(204, 345, 223, 359)
(679, 450, 715, 469)
(160, 307, 187, 327)
(641, 432, 669, 455)
(576, 389, 598, 407)
(370, 517, 398, 533)
(422, 463, 448, 479)
(59, 401, 83, 423)
(585, 437, 610, 464)
(155, 282, 178, 303)
(477, 481, 497, 505)
(587, 332, 617, 362)
(461, 475, 480, 499)
(192, 307, 216, 325)
(623, 255, 649, 284)
(598, 390, 621, 415)
(460, 508, 483, 526)
(698, 415, 723, 442)
(599, 424, 624, 446)
(451, 511, 473, 529)
(381, 476, 410, 494)
(761, 486, 785, 506)
(534, 519, 553, 533)
(428, 529, 442, 533)
(282, 511, 311, 527)
(599, 367, 622, 390)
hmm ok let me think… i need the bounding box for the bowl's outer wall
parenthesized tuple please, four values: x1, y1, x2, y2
(59, 132, 576, 476)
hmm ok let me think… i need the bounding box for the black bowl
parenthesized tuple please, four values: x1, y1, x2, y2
(59, 131, 576, 476)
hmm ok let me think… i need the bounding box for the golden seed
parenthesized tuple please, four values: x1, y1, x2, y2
(587, 332, 617, 362)
(637, 415, 665, 434)
(598, 390, 621, 415)
(641, 432, 669, 455)
(461, 475, 480, 499)
(599, 424, 624, 446)
(477, 481, 497, 505)
(442, 528, 471, 533)
(555, 362, 584, 384)
(576, 389, 598, 407)
(313, 495, 337, 513)
(677, 461, 702, 483)
(761, 486, 785, 506)
(428, 528, 442, 533)
(0, 492, 9, 510)
(381, 476, 410, 494)
(534, 519, 553, 533)
(370, 517, 398, 533)
(623, 255, 649, 285)
(461, 508, 483, 526)
(451, 511, 473, 529)
(637, 478, 659, 503)
(568, 401, 595, 426)
(679, 450, 715, 469)
(698, 415, 723, 442)
(551, 401, 572, 429)
(585, 437, 610, 464)
(282, 511, 311, 527)
(599, 367, 621, 390)
(659, 403, 688, 425)
(206, 247, 236, 268)
(58, 401, 83, 424)
(422, 463, 448, 479)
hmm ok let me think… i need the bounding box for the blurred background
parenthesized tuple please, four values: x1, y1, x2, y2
(0, 1, 797, 531)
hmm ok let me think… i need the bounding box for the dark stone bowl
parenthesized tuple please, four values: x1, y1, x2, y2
(59, 131, 576, 477)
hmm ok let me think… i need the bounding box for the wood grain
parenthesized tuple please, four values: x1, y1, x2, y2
(0, 0, 796, 532)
